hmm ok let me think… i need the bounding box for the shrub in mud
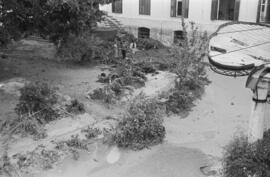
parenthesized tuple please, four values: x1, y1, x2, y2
(112, 94, 165, 150)
(137, 38, 165, 50)
(89, 86, 117, 104)
(65, 99, 86, 114)
(58, 33, 114, 63)
(15, 82, 59, 122)
(164, 20, 210, 114)
(222, 130, 270, 177)
(0, 82, 58, 137)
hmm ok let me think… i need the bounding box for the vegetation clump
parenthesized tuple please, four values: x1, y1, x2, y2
(55, 135, 89, 160)
(65, 99, 86, 114)
(164, 20, 210, 114)
(15, 82, 59, 122)
(90, 59, 148, 104)
(13, 145, 61, 171)
(57, 34, 114, 63)
(222, 130, 270, 177)
(112, 94, 165, 150)
(137, 38, 165, 50)
(0, 82, 58, 137)
(82, 127, 102, 139)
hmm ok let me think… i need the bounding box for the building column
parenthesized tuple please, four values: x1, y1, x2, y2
(248, 79, 270, 143)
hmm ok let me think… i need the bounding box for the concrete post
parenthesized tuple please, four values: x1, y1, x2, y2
(248, 77, 270, 143)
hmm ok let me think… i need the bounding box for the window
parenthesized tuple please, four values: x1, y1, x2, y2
(211, 0, 240, 21)
(177, 0, 183, 16)
(170, 0, 189, 18)
(173, 30, 184, 44)
(139, 0, 151, 15)
(138, 27, 150, 39)
(259, 0, 270, 23)
(112, 0, 122, 14)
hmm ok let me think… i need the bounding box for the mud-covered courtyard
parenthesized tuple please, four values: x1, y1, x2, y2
(0, 39, 252, 177)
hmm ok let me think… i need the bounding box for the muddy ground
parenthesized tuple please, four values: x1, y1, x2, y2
(0, 40, 252, 177)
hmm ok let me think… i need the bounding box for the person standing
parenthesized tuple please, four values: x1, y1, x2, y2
(113, 38, 119, 58)
(120, 40, 128, 59)
(129, 39, 137, 54)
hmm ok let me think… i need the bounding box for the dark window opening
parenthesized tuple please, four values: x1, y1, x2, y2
(139, 0, 151, 15)
(171, 0, 189, 18)
(138, 27, 150, 39)
(112, 0, 122, 14)
(218, 0, 236, 20)
(211, 0, 240, 21)
(173, 31, 184, 43)
(259, 0, 270, 23)
(173, 30, 185, 45)
(177, 1, 183, 16)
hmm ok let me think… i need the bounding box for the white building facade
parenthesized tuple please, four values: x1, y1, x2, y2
(100, 0, 270, 45)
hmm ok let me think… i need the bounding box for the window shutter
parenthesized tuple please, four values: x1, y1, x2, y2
(266, 3, 270, 22)
(182, 0, 189, 18)
(145, 0, 151, 15)
(211, 0, 218, 20)
(234, 0, 241, 21)
(112, 0, 116, 12)
(139, 0, 151, 15)
(119, 0, 123, 13)
(139, 0, 143, 14)
(171, 0, 177, 17)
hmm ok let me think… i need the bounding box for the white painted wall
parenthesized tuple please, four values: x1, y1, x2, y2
(100, 0, 260, 44)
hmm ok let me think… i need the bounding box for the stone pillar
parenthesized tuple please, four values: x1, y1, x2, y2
(248, 78, 270, 143)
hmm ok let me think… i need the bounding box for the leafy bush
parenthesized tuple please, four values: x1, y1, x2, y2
(164, 89, 194, 114)
(57, 34, 114, 63)
(90, 59, 148, 104)
(137, 38, 165, 50)
(164, 20, 210, 114)
(65, 99, 85, 114)
(15, 82, 59, 123)
(112, 94, 165, 150)
(89, 86, 117, 104)
(14, 146, 61, 170)
(0, 82, 58, 137)
(0, 152, 13, 177)
(82, 127, 102, 139)
(54, 135, 89, 160)
(0, 114, 47, 138)
(222, 130, 270, 177)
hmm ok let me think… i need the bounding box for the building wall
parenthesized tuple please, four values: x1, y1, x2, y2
(100, 0, 260, 45)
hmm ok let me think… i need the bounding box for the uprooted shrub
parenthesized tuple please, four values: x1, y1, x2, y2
(15, 82, 59, 123)
(90, 59, 147, 104)
(137, 38, 165, 50)
(0, 152, 13, 177)
(54, 135, 89, 160)
(222, 130, 270, 177)
(112, 94, 165, 150)
(89, 85, 118, 104)
(13, 145, 61, 171)
(0, 82, 58, 137)
(82, 126, 102, 139)
(164, 20, 210, 114)
(65, 99, 85, 114)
